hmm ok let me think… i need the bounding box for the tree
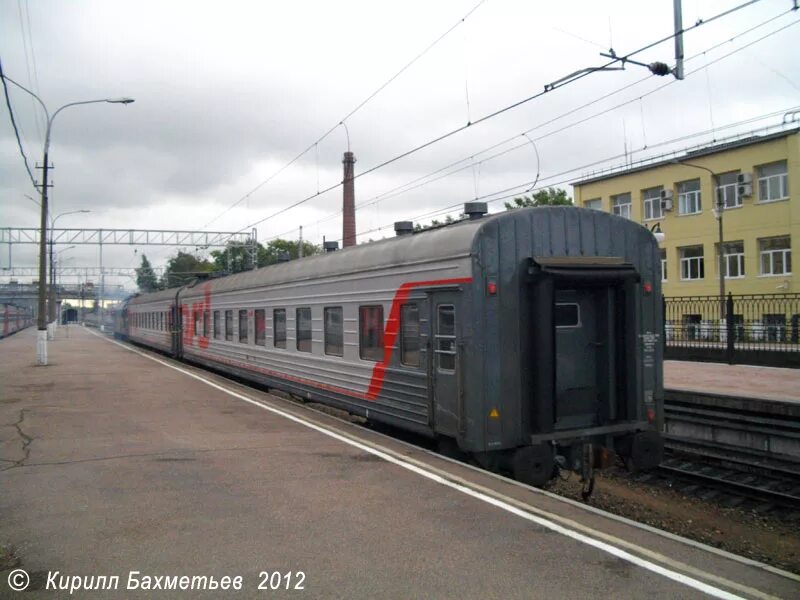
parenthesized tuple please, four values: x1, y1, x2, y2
(504, 187, 573, 210)
(210, 242, 256, 274)
(258, 239, 320, 267)
(160, 251, 216, 289)
(135, 254, 160, 292)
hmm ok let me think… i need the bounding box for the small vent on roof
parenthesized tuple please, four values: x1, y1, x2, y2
(464, 201, 488, 220)
(323, 241, 339, 253)
(394, 221, 414, 236)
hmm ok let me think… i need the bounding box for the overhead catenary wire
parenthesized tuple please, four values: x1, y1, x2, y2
(264, 9, 797, 244)
(233, 0, 768, 238)
(0, 57, 38, 190)
(326, 106, 800, 246)
(200, 0, 490, 230)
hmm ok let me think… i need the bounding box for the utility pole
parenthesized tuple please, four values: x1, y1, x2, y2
(673, 0, 684, 80)
(99, 231, 105, 332)
(36, 152, 51, 363)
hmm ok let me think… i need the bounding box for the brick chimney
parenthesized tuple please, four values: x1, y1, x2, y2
(342, 151, 356, 248)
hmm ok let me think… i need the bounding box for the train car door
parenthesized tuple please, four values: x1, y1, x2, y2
(430, 292, 461, 436)
(554, 288, 607, 429)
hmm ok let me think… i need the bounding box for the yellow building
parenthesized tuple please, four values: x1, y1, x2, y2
(572, 127, 798, 298)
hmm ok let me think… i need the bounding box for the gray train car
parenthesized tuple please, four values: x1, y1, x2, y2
(119, 205, 664, 486)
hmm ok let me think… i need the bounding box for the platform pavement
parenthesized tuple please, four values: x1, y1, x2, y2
(665, 360, 800, 404)
(1, 326, 798, 599)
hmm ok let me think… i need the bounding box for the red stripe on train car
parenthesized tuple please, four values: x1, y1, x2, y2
(365, 276, 472, 400)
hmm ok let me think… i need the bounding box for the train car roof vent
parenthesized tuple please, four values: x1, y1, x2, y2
(464, 201, 488, 220)
(277, 252, 291, 263)
(323, 241, 339, 253)
(394, 221, 414, 236)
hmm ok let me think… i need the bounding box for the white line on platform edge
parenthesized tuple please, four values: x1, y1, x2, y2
(89, 329, 768, 600)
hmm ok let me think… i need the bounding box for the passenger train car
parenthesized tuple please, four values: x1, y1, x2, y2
(115, 204, 664, 486)
(1, 304, 34, 339)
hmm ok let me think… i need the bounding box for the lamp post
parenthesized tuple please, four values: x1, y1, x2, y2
(2, 72, 133, 365)
(48, 212, 89, 339)
(672, 160, 725, 322)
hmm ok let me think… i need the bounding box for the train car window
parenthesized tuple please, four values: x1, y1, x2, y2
(239, 309, 249, 343)
(213, 311, 220, 339)
(274, 309, 286, 349)
(359, 305, 384, 362)
(195, 310, 202, 337)
(203, 310, 210, 338)
(436, 305, 456, 372)
(296, 307, 312, 353)
(225, 310, 233, 341)
(555, 303, 580, 328)
(254, 309, 266, 346)
(400, 304, 420, 367)
(324, 307, 343, 357)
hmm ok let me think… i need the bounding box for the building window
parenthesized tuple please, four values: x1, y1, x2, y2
(584, 198, 601, 210)
(717, 241, 745, 279)
(716, 171, 741, 209)
(642, 187, 663, 221)
(679, 245, 704, 280)
(254, 309, 266, 346)
(359, 305, 384, 362)
(224, 310, 233, 341)
(611, 193, 631, 219)
(759, 236, 791, 276)
(757, 161, 789, 202)
(660, 249, 667, 282)
(400, 303, 420, 367)
(682, 314, 702, 341)
(238, 309, 248, 343)
(677, 179, 701, 215)
(273, 309, 286, 349)
(324, 307, 343, 357)
(213, 311, 220, 339)
(763, 314, 787, 342)
(296, 307, 312, 352)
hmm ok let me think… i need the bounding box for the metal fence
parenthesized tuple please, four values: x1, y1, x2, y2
(664, 293, 800, 368)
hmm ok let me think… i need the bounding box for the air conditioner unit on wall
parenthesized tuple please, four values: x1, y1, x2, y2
(738, 183, 753, 198)
(660, 189, 674, 211)
(737, 172, 753, 185)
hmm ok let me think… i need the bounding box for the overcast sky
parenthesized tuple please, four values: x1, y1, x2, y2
(1, 0, 798, 289)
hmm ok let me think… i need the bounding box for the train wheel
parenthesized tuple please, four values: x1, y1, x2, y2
(512, 444, 554, 487)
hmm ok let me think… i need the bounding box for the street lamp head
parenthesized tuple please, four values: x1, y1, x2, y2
(107, 97, 135, 105)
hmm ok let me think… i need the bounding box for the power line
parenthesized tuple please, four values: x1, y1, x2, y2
(201, 0, 490, 230)
(265, 8, 797, 242)
(233, 0, 767, 237)
(0, 57, 38, 190)
(325, 111, 800, 245)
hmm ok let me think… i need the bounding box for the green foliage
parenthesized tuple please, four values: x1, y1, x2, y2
(414, 213, 460, 232)
(504, 187, 573, 210)
(160, 251, 215, 289)
(258, 239, 320, 266)
(135, 254, 160, 292)
(210, 242, 254, 274)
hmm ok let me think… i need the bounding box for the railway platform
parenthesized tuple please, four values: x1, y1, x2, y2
(1, 326, 798, 599)
(665, 360, 800, 405)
